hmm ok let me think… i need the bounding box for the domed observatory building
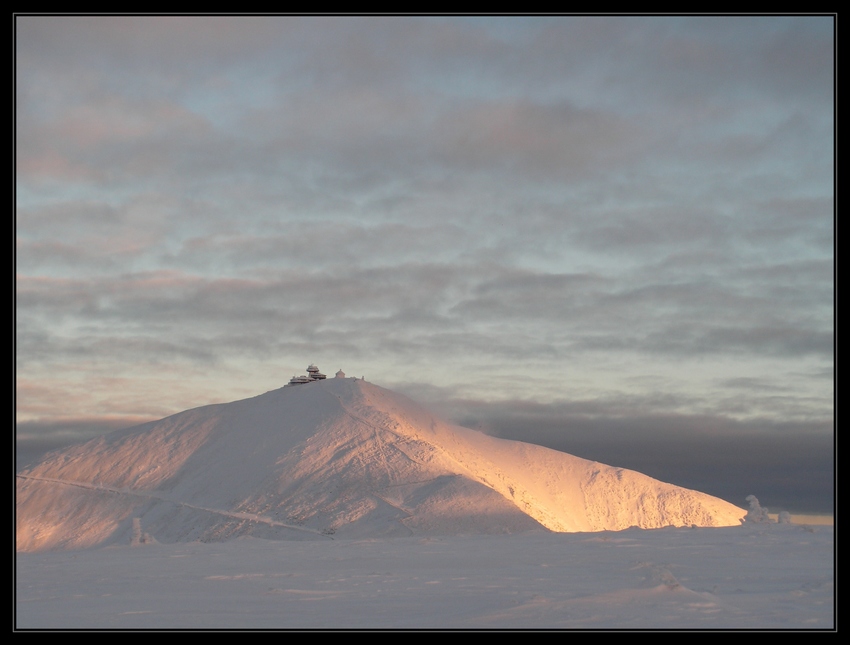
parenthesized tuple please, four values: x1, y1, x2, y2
(306, 364, 326, 380)
(286, 364, 327, 386)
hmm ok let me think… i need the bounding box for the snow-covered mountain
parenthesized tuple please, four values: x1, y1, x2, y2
(16, 376, 745, 552)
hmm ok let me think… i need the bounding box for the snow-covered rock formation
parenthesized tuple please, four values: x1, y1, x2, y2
(16, 377, 745, 552)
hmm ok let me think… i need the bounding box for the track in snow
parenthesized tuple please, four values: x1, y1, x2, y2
(16, 474, 333, 539)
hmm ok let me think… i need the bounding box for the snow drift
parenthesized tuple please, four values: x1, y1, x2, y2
(16, 377, 745, 552)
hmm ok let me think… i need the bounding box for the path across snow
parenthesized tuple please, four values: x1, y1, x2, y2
(16, 474, 331, 538)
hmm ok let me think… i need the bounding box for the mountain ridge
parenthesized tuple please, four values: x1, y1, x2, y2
(16, 377, 745, 552)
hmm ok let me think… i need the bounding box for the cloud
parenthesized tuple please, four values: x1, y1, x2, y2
(15, 16, 834, 513)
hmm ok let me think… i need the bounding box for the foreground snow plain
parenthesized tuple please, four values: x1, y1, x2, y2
(16, 521, 833, 630)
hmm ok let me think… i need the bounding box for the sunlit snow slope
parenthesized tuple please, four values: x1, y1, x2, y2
(16, 378, 745, 551)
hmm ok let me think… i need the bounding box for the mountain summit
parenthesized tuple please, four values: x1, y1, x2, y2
(16, 376, 745, 552)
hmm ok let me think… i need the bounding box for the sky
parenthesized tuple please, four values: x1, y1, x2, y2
(15, 15, 835, 514)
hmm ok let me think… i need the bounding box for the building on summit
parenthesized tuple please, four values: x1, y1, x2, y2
(286, 364, 355, 386)
(286, 364, 327, 386)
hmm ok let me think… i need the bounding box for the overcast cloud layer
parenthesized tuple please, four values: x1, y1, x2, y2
(15, 16, 834, 513)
